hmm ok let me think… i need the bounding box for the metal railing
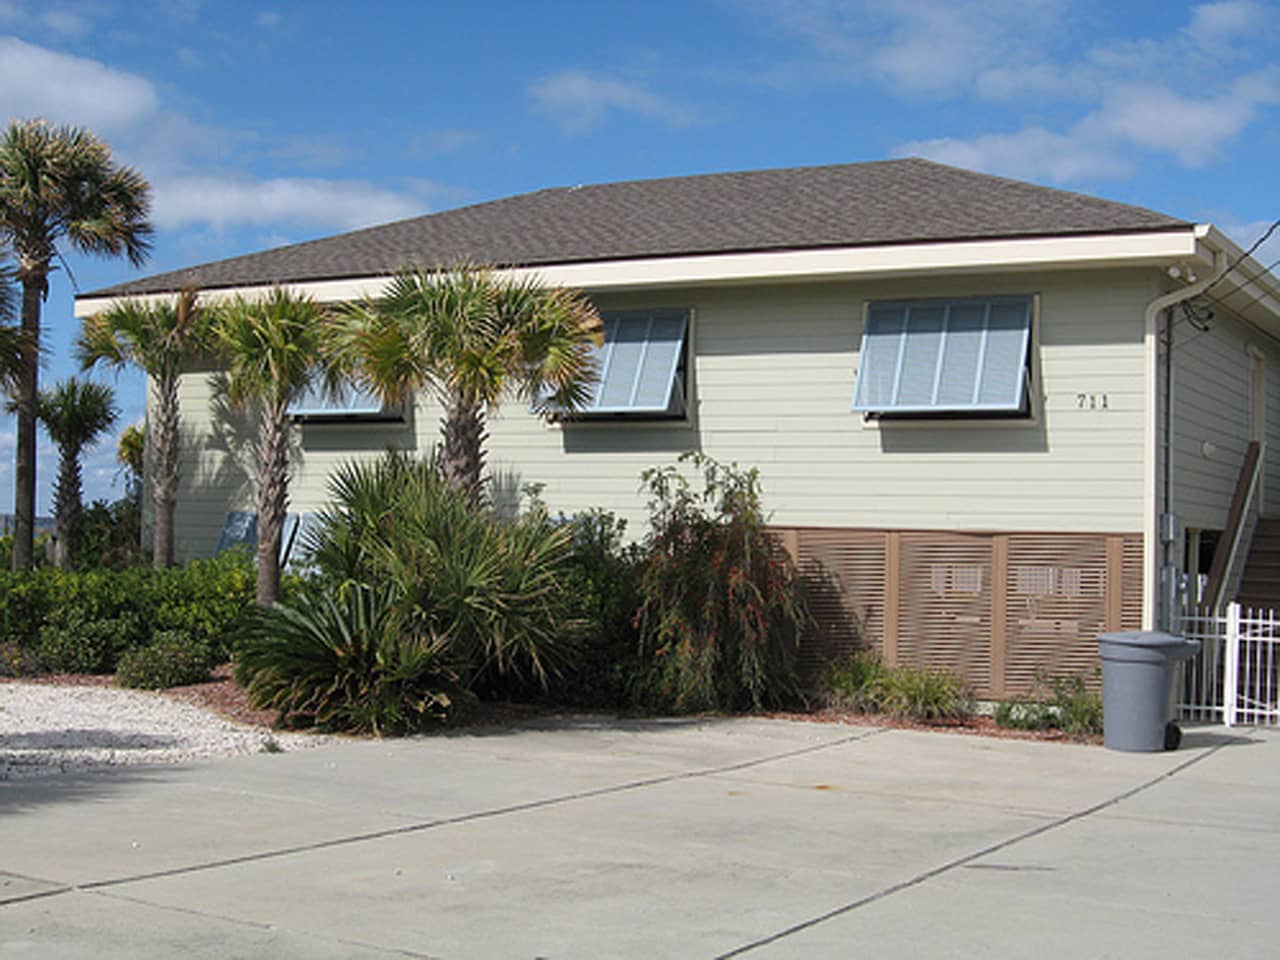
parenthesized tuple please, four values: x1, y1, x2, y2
(1180, 603, 1280, 727)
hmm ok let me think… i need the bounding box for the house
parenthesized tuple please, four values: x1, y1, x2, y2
(74, 158, 1280, 697)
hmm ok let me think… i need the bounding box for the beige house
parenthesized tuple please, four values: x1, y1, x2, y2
(75, 159, 1280, 697)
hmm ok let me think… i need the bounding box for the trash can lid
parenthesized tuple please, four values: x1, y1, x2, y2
(1097, 630, 1187, 648)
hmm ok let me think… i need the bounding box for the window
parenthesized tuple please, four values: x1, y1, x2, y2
(852, 295, 1034, 418)
(562, 308, 690, 419)
(287, 382, 399, 421)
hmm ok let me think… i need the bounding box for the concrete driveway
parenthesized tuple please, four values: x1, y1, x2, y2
(1, 717, 1276, 958)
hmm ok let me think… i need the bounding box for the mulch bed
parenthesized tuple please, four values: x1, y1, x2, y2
(765, 708, 1102, 745)
(3, 669, 1100, 744)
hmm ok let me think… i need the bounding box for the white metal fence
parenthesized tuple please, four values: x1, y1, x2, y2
(1180, 603, 1280, 727)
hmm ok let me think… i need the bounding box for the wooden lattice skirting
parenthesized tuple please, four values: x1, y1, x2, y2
(773, 527, 1144, 699)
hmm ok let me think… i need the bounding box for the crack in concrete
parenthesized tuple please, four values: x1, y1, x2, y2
(4, 726, 885, 903)
(713, 736, 1244, 958)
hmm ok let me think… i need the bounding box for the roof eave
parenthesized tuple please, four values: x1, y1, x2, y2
(73, 226, 1209, 317)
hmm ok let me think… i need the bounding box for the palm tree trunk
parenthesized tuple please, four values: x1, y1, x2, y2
(11, 270, 43, 571)
(442, 390, 486, 498)
(52, 443, 81, 568)
(150, 373, 180, 568)
(255, 400, 290, 605)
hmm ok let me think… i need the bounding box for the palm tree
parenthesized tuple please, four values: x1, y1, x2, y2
(78, 289, 206, 567)
(0, 118, 152, 570)
(0, 259, 25, 395)
(35, 377, 119, 568)
(209, 287, 328, 605)
(333, 264, 602, 496)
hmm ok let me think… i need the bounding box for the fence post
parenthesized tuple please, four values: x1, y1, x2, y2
(1224, 602, 1241, 728)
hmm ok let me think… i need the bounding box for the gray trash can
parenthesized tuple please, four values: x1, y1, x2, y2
(1097, 631, 1201, 752)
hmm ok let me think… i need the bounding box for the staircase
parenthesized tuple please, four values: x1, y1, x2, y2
(1236, 517, 1280, 609)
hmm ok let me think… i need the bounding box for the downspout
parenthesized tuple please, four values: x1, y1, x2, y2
(1143, 247, 1227, 630)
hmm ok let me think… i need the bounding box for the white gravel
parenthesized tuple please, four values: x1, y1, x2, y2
(0, 682, 332, 780)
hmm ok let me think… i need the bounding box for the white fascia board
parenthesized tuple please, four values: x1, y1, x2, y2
(74, 228, 1204, 315)
(1200, 225, 1280, 330)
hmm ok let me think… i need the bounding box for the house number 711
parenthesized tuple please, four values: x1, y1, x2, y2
(1076, 393, 1109, 410)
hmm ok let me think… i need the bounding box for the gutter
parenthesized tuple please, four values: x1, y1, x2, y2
(1143, 239, 1227, 630)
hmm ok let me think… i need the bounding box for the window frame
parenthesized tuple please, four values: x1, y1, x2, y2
(555, 306, 694, 424)
(287, 381, 405, 423)
(853, 294, 1041, 426)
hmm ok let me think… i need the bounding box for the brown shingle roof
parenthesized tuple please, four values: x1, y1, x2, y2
(85, 158, 1189, 298)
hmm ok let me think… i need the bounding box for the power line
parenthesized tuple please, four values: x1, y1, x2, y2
(1202, 255, 1280, 316)
(1203, 219, 1280, 295)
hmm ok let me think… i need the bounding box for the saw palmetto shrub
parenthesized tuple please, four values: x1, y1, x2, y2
(234, 452, 582, 733)
(634, 453, 807, 713)
(234, 581, 464, 735)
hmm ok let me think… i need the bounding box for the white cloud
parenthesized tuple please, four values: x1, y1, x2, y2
(269, 134, 354, 169)
(152, 176, 428, 231)
(739, 0, 1068, 97)
(1081, 85, 1257, 166)
(41, 8, 89, 36)
(896, 127, 1130, 184)
(530, 69, 698, 133)
(1187, 1, 1267, 39)
(255, 10, 282, 29)
(745, 1, 1280, 183)
(0, 37, 431, 234)
(0, 36, 158, 135)
(409, 128, 482, 157)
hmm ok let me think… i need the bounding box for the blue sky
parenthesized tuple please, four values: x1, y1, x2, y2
(3, 0, 1280, 511)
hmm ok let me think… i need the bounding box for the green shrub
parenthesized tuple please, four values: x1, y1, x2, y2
(537, 509, 646, 709)
(73, 497, 144, 570)
(145, 553, 257, 660)
(993, 699, 1059, 731)
(635, 453, 807, 713)
(234, 581, 465, 734)
(993, 672, 1103, 739)
(877, 664, 974, 722)
(0, 553, 255, 664)
(116, 631, 214, 690)
(0, 640, 41, 677)
(306, 453, 582, 689)
(824, 651, 973, 723)
(35, 610, 144, 674)
(824, 649, 890, 713)
(1044, 672, 1103, 738)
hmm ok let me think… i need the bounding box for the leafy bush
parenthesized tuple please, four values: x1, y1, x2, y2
(993, 699, 1059, 731)
(234, 581, 465, 734)
(824, 651, 974, 722)
(537, 509, 645, 709)
(306, 453, 582, 688)
(116, 630, 214, 690)
(878, 665, 974, 722)
(824, 649, 889, 713)
(635, 453, 807, 713)
(36, 610, 144, 674)
(994, 671, 1103, 739)
(0, 640, 42, 677)
(73, 497, 145, 570)
(144, 553, 257, 660)
(0, 553, 255, 668)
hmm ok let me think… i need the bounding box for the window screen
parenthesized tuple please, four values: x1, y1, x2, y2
(852, 296, 1033, 415)
(569, 309, 689, 416)
(287, 382, 388, 418)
